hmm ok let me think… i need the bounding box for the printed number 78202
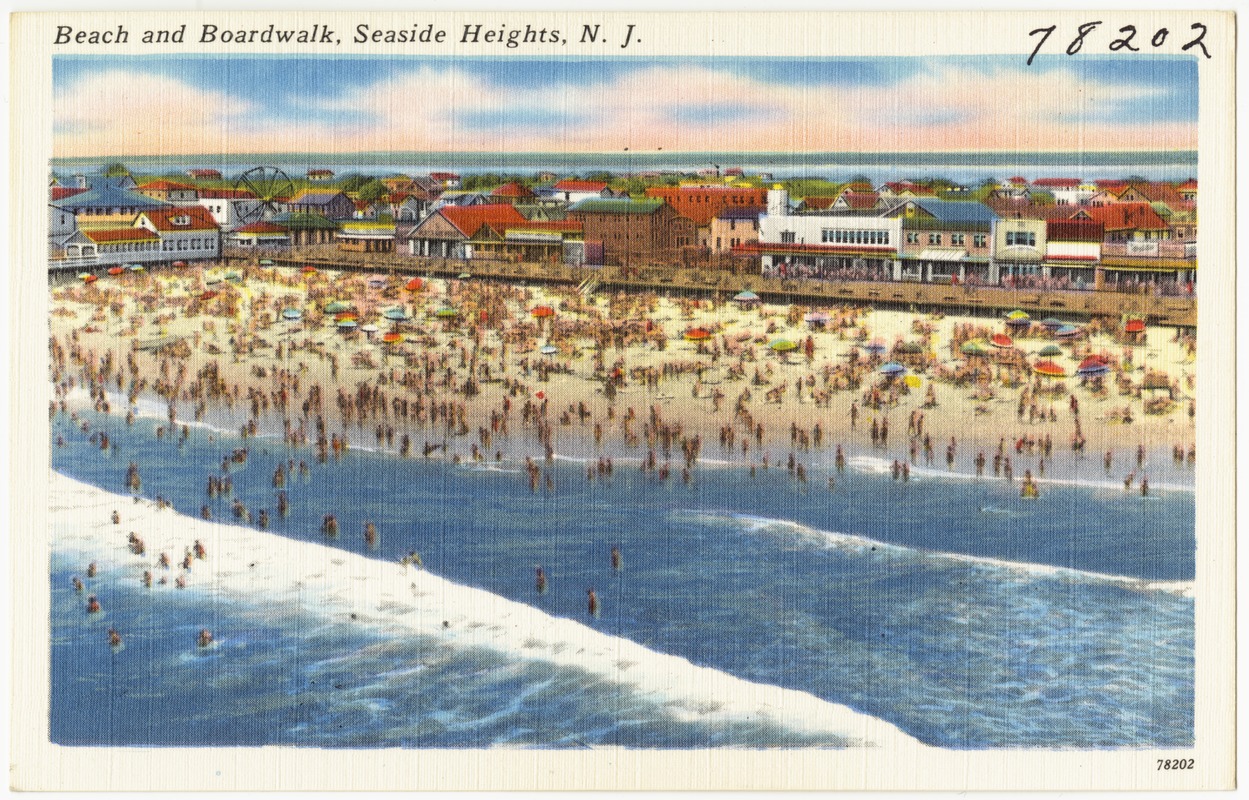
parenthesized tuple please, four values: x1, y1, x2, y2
(1157, 759, 1195, 770)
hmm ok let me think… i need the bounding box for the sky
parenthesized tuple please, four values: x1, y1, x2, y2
(52, 55, 1198, 157)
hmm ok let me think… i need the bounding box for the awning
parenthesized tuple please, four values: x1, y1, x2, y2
(917, 249, 968, 262)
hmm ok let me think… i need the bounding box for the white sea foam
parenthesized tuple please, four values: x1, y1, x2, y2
(847, 455, 1195, 495)
(680, 510, 1194, 599)
(49, 471, 931, 750)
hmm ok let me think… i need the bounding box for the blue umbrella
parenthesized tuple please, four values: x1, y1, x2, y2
(1055, 324, 1081, 338)
(879, 361, 906, 376)
(281, 308, 303, 321)
(539, 344, 558, 355)
(383, 308, 410, 321)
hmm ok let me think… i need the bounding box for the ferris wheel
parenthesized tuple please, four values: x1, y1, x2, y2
(234, 166, 295, 224)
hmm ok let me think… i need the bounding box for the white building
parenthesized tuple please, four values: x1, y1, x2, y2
(747, 188, 904, 281)
(195, 189, 264, 232)
(134, 206, 221, 261)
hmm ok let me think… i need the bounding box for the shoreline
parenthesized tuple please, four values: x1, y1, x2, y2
(50, 265, 1197, 497)
(48, 471, 933, 750)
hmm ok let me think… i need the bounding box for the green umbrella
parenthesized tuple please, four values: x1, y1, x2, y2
(1037, 344, 1063, 357)
(324, 300, 351, 313)
(435, 307, 459, 318)
(769, 338, 797, 352)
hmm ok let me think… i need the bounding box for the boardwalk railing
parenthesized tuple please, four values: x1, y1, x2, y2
(222, 246, 1197, 327)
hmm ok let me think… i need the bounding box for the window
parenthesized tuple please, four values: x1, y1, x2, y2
(780, 231, 795, 244)
(1005, 231, 1036, 247)
(973, 234, 986, 248)
(928, 234, 941, 245)
(951, 234, 965, 246)
(906, 232, 919, 244)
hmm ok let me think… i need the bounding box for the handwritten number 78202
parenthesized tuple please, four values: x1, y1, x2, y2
(1027, 22, 1210, 65)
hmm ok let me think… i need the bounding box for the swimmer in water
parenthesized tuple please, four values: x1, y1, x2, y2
(108, 629, 122, 648)
(86, 595, 101, 614)
(197, 629, 213, 648)
(535, 567, 548, 594)
(587, 588, 600, 617)
(610, 547, 622, 571)
(86, 562, 97, 578)
(71, 576, 84, 593)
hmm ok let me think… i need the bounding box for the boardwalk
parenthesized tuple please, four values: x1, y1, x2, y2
(224, 248, 1197, 328)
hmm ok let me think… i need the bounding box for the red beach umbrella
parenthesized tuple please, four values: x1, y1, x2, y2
(1124, 319, 1146, 333)
(532, 305, 556, 319)
(684, 327, 712, 341)
(405, 278, 424, 291)
(107, 266, 125, 276)
(381, 332, 403, 344)
(302, 265, 317, 274)
(200, 290, 217, 301)
(990, 333, 1014, 349)
(1033, 360, 1067, 378)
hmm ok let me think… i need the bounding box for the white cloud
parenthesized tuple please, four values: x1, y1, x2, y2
(54, 62, 1194, 157)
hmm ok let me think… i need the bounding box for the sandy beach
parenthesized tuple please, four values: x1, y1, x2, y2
(49, 264, 1197, 493)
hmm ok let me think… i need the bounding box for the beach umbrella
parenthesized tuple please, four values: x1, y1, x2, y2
(1006, 309, 1029, 320)
(334, 311, 358, 323)
(324, 300, 351, 313)
(367, 275, 388, 289)
(172, 260, 188, 267)
(879, 361, 906, 376)
(79, 273, 97, 283)
(435, 307, 459, 318)
(1004, 316, 1031, 328)
(128, 264, 145, 272)
(1124, 319, 1146, 334)
(961, 340, 989, 356)
(769, 338, 797, 352)
(107, 266, 125, 276)
(281, 308, 303, 321)
(405, 277, 424, 291)
(383, 307, 410, 322)
(896, 341, 924, 353)
(1037, 344, 1063, 357)
(360, 323, 379, 339)
(381, 332, 404, 345)
(1041, 317, 1065, 329)
(200, 290, 218, 301)
(1076, 355, 1109, 373)
(684, 327, 712, 341)
(864, 339, 887, 354)
(1033, 360, 1067, 378)
(302, 265, 318, 274)
(539, 344, 559, 355)
(733, 290, 760, 303)
(336, 319, 358, 330)
(224, 270, 242, 281)
(457, 272, 472, 280)
(990, 333, 1014, 349)
(259, 259, 274, 266)
(1054, 324, 1081, 339)
(532, 305, 556, 319)
(904, 374, 922, 389)
(804, 310, 831, 325)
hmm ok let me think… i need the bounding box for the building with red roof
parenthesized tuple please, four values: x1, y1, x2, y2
(1075, 203, 1171, 242)
(490, 182, 537, 203)
(643, 186, 768, 227)
(399, 203, 528, 258)
(134, 206, 221, 261)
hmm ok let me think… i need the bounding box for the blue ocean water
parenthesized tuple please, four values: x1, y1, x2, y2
(50, 409, 1194, 749)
